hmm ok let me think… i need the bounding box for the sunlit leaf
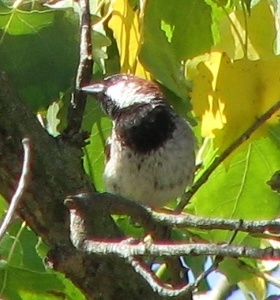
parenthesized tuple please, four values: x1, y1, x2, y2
(191, 52, 280, 154)
(45, 101, 61, 137)
(238, 275, 266, 300)
(0, 9, 54, 36)
(190, 135, 280, 243)
(108, 0, 150, 78)
(215, 0, 276, 60)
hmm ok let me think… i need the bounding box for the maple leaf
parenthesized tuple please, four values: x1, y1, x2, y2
(191, 52, 280, 154)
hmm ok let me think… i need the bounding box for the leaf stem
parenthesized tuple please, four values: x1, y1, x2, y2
(177, 100, 280, 211)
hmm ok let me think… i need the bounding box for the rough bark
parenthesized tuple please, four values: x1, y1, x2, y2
(0, 72, 165, 300)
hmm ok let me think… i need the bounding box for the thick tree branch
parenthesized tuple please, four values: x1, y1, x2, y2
(0, 73, 165, 300)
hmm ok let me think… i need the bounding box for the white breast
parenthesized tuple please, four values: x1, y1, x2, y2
(103, 118, 195, 208)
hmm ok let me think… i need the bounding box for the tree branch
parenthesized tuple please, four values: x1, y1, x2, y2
(0, 138, 31, 241)
(64, 0, 93, 137)
(67, 193, 280, 236)
(79, 239, 280, 260)
(65, 195, 280, 297)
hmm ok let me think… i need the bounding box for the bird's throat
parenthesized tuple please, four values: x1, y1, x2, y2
(114, 103, 176, 153)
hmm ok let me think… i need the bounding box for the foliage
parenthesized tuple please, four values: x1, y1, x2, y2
(0, 0, 280, 299)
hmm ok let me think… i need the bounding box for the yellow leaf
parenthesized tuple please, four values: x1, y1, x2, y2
(191, 52, 280, 153)
(215, 0, 276, 60)
(108, 0, 150, 79)
(238, 276, 266, 300)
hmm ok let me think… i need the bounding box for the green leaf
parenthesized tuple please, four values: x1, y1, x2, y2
(0, 221, 46, 272)
(190, 134, 280, 243)
(9, 222, 45, 272)
(218, 258, 255, 284)
(143, 0, 213, 60)
(140, 0, 213, 106)
(0, 265, 64, 300)
(0, 194, 8, 219)
(92, 30, 111, 49)
(0, 233, 23, 267)
(140, 29, 188, 101)
(83, 100, 112, 191)
(0, 221, 84, 300)
(92, 30, 112, 67)
(0, 9, 79, 111)
(0, 9, 54, 36)
(45, 101, 61, 137)
(114, 216, 144, 238)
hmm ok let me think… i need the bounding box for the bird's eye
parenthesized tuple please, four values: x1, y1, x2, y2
(110, 105, 120, 118)
(101, 95, 118, 117)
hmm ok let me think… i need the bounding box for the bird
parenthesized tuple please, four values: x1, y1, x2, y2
(82, 74, 195, 208)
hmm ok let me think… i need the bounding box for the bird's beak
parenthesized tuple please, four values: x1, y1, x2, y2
(81, 83, 105, 94)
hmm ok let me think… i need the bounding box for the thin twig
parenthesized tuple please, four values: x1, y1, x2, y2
(0, 138, 31, 241)
(192, 256, 222, 290)
(64, 0, 93, 137)
(177, 100, 280, 211)
(81, 239, 280, 260)
(127, 256, 194, 297)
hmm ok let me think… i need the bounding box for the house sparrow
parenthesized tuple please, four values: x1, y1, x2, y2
(82, 74, 195, 208)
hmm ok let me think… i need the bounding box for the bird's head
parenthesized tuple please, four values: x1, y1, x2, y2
(81, 74, 164, 118)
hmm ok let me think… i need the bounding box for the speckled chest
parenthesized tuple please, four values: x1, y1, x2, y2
(103, 111, 195, 207)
